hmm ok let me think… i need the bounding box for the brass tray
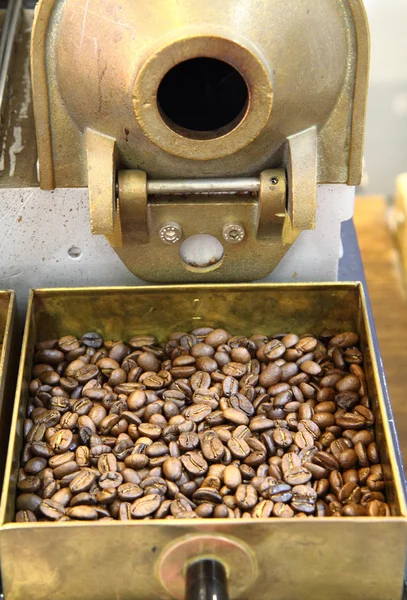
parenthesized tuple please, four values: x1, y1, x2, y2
(0, 290, 17, 491)
(0, 284, 406, 600)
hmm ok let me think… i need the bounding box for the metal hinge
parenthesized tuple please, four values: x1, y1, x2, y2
(85, 128, 317, 281)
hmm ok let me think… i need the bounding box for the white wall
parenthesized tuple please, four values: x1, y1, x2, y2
(360, 0, 407, 196)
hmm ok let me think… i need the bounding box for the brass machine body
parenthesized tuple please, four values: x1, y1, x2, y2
(31, 0, 369, 281)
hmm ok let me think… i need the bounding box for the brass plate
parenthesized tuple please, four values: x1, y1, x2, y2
(32, 0, 369, 187)
(0, 283, 406, 600)
(30, 0, 370, 281)
(0, 290, 17, 491)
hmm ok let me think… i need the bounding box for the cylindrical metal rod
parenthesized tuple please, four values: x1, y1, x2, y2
(185, 559, 229, 600)
(147, 177, 260, 195)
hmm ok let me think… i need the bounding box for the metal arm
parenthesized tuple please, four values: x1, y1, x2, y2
(185, 560, 229, 600)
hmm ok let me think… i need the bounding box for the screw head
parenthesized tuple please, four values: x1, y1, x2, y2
(222, 224, 245, 243)
(159, 222, 182, 245)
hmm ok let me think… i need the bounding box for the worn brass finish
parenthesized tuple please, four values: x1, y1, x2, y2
(117, 170, 148, 245)
(0, 284, 406, 600)
(284, 127, 317, 231)
(113, 168, 300, 280)
(257, 169, 286, 239)
(114, 170, 299, 281)
(30, 0, 369, 280)
(0, 291, 17, 491)
(32, 0, 369, 186)
(86, 130, 117, 236)
(132, 35, 273, 161)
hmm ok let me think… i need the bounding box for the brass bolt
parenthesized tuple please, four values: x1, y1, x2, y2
(159, 222, 182, 245)
(223, 224, 245, 243)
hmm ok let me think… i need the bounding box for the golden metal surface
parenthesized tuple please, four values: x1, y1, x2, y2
(32, 0, 369, 185)
(30, 0, 369, 280)
(117, 170, 148, 245)
(257, 169, 286, 239)
(284, 127, 317, 231)
(113, 168, 301, 281)
(86, 129, 117, 236)
(158, 534, 256, 600)
(0, 284, 406, 600)
(0, 291, 17, 491)
(132, 35, 273, 162)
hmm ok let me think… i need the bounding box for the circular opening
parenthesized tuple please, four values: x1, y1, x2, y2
(157, 57, 249, 139)
(180, 234, 224, 272)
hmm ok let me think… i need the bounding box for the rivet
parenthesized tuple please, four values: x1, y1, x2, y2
(159, 222, 182, 245)
(222, 224, 245, 243)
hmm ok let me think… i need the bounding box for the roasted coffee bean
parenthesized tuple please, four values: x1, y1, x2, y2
(222, 407, 249, 426)
(16, 510, 37, 522)
(30, 442, 54, 459)
(336, 413, 366, 430)
(17, 476, 42, 493)
(117, 483, 143, 501)
(252, 499, 274, 518)
(366, 499, 390, 516)
(16, 328, 387, 521)
(181, 452, 208, 476)
(223, 465, 242, 489)
(281, 452, 301, 474)
(51, 488, 73, 507)
(367, 473, 385, 492)
(367, 442, 379, 464)
(341, 502, 366, 516)
(284, 466, 312, 486)
(124, 454, 149, 470)
(235, 484, 258, 510)
(96, 488, 117, 505)
(338, 449, 358, 470)
(298, 419, 320, 440)
(291, 485, 317, 513)
(339, 482, 362, 504)
(98, 453, 117, 474)
(268, 482, 292, 503)
(201, 434, 225, 462)
(39, 499, 65, 520)
(184, 403, 212, 423)
(16, 493, 42, 513)
(178, 432, 199, 451)
(273, 502, 294, 518)
(69, 471, 96, 493)
(49, 429, 73, 454)
(67, 505, 98, 520)
(273, 428, 293, 448)
(294, 430, 314, 450)
(24, 457, 48, 475)
(131, 494, 162, 518)
(163, 457, 182, 481)
(228, 437, 251, 459)
(313, 451, 339, 472)
(330, 332, 359, 348)
(99, 471, 123, 489)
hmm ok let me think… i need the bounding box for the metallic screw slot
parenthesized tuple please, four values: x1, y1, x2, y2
(270, 176, 279, 185)
(223, 224, 245, 244)
(159, 222, 182, 245)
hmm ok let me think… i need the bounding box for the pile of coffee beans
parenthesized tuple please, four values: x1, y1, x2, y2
(15, 328, 390, 522)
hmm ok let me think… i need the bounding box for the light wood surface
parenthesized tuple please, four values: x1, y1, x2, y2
(354, 196, 407, 470)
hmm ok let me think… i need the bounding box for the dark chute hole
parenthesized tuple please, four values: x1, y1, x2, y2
(157, 57, 249, 140)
